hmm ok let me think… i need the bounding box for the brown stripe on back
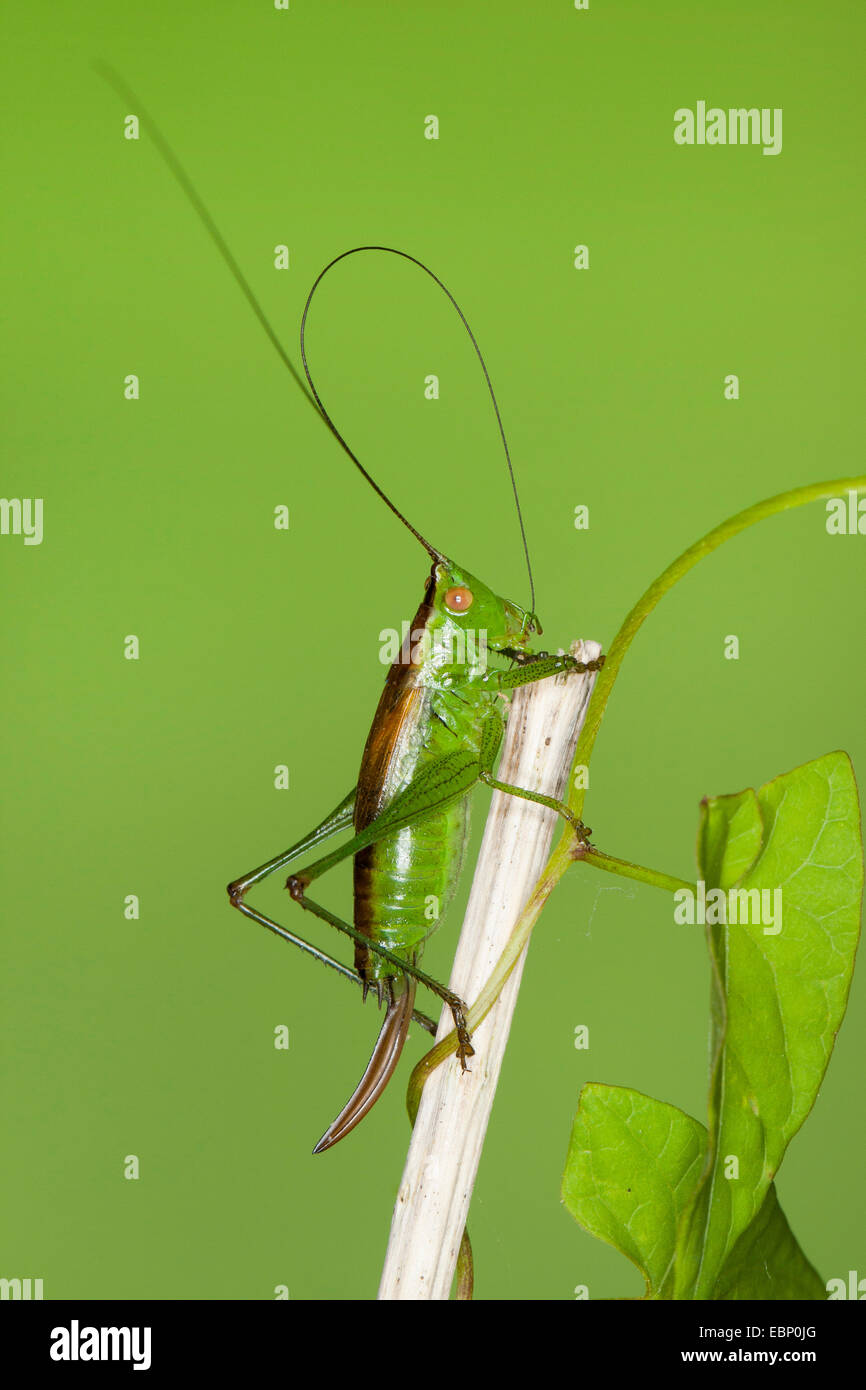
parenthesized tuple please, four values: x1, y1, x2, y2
(353, 598, 434, 833)
(353, 598, 434, 974)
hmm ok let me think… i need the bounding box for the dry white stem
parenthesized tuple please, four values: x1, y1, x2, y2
(378, 639, 602, 1301)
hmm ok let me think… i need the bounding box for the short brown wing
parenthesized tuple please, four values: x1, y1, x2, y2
(353, 663, 425, 832)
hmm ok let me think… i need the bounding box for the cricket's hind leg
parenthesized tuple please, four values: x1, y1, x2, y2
(288, 878, 475, 1067)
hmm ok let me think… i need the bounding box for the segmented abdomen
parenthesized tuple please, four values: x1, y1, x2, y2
(353, 794, 471, 981)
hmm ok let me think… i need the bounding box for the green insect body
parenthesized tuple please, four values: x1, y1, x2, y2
(352, 561, 535, 987)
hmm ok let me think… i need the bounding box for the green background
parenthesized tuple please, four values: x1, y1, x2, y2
(2, 0, 864, 1301)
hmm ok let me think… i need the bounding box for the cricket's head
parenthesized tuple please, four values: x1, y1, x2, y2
(423, 556, 541, 656)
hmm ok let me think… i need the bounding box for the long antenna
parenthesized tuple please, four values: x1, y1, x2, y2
(300, 247, 535, 611)
(95, 65, 536, 606)
(94, 62, 318, 419)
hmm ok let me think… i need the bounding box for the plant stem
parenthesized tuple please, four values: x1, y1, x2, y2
(581, 847, 694, 896)
(380, 642, 601, 1300)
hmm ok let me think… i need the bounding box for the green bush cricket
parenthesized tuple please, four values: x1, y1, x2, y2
(227, 246, 605, 1150)
(99, 67, 605, 1152)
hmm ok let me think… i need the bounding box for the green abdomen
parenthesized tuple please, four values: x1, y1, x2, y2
(354, 794, 471, 981)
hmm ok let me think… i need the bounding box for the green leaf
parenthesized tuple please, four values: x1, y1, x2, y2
(562, 1086, 824, 1299)
(675, 751, 862, 1297)
(562, 752, 861, 1299)
(562, 1084, 705, 1298)
(698, 787, 763, 891)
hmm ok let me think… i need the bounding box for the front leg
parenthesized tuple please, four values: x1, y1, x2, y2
(480, 650, 603, 695)
(490, 649, 606, 678)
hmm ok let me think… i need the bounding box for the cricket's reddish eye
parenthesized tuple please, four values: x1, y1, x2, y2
(444, 586, 474, 613)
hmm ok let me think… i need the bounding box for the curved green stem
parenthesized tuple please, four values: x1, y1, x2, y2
(568, 475, 866, 820)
